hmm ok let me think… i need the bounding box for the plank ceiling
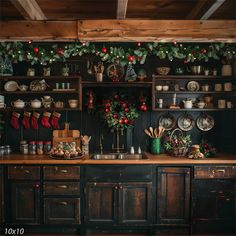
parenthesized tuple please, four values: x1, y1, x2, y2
(0, 0, 235, 20)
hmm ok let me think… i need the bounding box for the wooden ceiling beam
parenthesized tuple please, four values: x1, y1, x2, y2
(201, 0, 226, 20)
(10, 0, 47, 20)
(186, 0, 209, 19)
(0, 20, 235, 42)
(116, 0, 128, 19)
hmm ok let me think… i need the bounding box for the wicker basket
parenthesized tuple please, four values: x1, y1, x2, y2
(170, 128, 189, 157)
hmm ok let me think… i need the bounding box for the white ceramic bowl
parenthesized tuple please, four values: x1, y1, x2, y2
(68, 99, 78, 108)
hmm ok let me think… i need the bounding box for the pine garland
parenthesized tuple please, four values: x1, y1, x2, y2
(0, 42, 235, 66)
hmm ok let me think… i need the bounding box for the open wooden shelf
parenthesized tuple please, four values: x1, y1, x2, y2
(1, 107, 81, 112)
(82, 81, 152, 87)
(0, 75, 80, 80)
(154, 91, 235, 95)
(152, 75, 235, 80)
(152, 108, 236, 112)
(0, 90, 78, 94)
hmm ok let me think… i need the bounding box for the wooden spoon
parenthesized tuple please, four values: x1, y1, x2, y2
(154, 128, 158, 138)
(144, 129, 152, 138)
(149, 127, 154, 138)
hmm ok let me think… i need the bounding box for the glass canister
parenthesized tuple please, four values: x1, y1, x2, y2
(0, 146, 5, 155)
(43, 141, 52, 154)
(4, 145, 11, 155)
(150, 138, 161, 155)
(29, 141, 36, 155)
(37, 141, 44, 155)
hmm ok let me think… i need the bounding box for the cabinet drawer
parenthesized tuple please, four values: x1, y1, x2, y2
(194, 166, 236, 179)
(43, 166, 80, 180)
(85, 165, 152, 181)
(44, 198, 80, 224)
(44, 182, 80, 196)
(8, 166, 40, 180)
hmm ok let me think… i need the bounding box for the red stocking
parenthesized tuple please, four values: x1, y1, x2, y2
(10, 112, 20, 129)
(22, 111, 31, 129)
(31, 112, 40, 130)
(41, 112, 51, 128)
(51, 111, 61, 129)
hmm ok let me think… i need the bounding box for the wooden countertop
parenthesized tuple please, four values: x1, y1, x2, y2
(0, 153, 235, 165)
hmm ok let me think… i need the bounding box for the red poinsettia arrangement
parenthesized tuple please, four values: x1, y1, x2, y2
(102, 93, 139, 130)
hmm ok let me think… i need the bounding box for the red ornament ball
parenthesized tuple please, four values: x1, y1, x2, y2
(34, 47, 39, 54)
(105, 108, 110, 113)
(125, 107, 129, 112)
(137, 42, 141, 47)
(101, 47, 107, 53)
(106, 103, 111, 107)
(124, 118, 129, 124)
(142, 106, 147, 112)
(113, 114, 118, 119)
(201, 48, 207, 54)
(127, 55, 134, 62)
(122, 103, 127, 108)
(119, 119, 123, 124)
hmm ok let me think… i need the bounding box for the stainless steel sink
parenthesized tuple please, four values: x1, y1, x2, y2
(90, 154, 148, 160)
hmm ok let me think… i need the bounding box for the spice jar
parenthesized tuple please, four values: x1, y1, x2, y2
(0, 146, 5, 155)
(44, 141, 52, 154)
(37, 141, 44, 155)
(29, 141, 36, 155)
(4, 145, 11, 155)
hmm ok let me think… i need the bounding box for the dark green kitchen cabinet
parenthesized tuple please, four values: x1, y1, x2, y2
(157, 167, 190, 225)
(0, 166, 3, 224)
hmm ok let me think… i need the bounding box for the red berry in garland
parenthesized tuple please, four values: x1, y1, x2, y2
(101, 47, 107, 53)
(201, 48, 207, 54)
(119, 119, 123, 124)
(34, 47, 39, 54)
(122, 103, 127, 108)
(127, 55, 134, 62)
(137, 42, 141, 47)
(113, 114, 118, 119)
(125, 107, 129, 112)
(56, 48, 64, 55)
(124, 118, 129, 124)
(105, 108, 110, 113)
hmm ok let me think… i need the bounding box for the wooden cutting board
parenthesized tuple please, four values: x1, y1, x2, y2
(53, 123, 81, 148)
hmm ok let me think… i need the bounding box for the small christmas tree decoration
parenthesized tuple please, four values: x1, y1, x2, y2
(51, 111, 61, 129)
(31, 112, 40, 130)
(10, 112, 21, 129)
(125, 64, 137, 82)
(22, 111, 31, 129)
(41, 112, 51, 128)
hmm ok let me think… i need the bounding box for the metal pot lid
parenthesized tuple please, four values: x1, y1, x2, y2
(177, 113, 195, 131)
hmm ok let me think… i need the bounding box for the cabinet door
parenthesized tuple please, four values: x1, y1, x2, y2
(118, 182, 152, 225)
(44, 198, 80, 224)
(0, 167, 3, 224)
(10, 182, 40, 224)
(192, 179, 235, 234)
(157, 167, 190, 225)
(85, 182, 117, 225)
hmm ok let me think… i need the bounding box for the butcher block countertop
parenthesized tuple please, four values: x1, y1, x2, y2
(0, 153, 235, 165)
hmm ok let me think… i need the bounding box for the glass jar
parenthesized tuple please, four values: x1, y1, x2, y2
(21, 144, 28, 155)
(37, 141, 44, 155)
(43, 141, 52, 154)
(0, 146, 5, 155)
(4, 145, 11, 155)
(29, 141, 36, 155)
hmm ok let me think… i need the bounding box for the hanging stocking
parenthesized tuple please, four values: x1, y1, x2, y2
(22, 111, 31, 129)
(41, 112, 51, 128)
(10, 112, 21, 129)
(51, 111, 61, 129)
(31, 112, 40, 130)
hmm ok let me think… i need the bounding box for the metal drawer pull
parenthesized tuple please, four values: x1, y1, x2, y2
(59, 169, 68, 173)
(24, 170, 30, 174)
(57, 201, 68, 206)
(57, 185, 68, 189)
(214, 169, 226, 173)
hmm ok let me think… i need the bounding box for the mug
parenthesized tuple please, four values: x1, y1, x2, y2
(218, 99, 226, 109)
(156, 85, 162, 91)
(202, 85, 209, 92)
(158, 98, 163, 108)
(215, 84, 222, 91)
(204, 70, 209, 76)
(0, 103, 6, 108)
(227, 101, 233, 109)
(224, 82, 232, 91)
(96, 73, 103, 82)
(162, 85, 169, 91)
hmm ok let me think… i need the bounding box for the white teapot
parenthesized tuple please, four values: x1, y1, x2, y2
(11, 99, 25, 108)
(30, 99, 41, 108)
(182, 99, 193, 109)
